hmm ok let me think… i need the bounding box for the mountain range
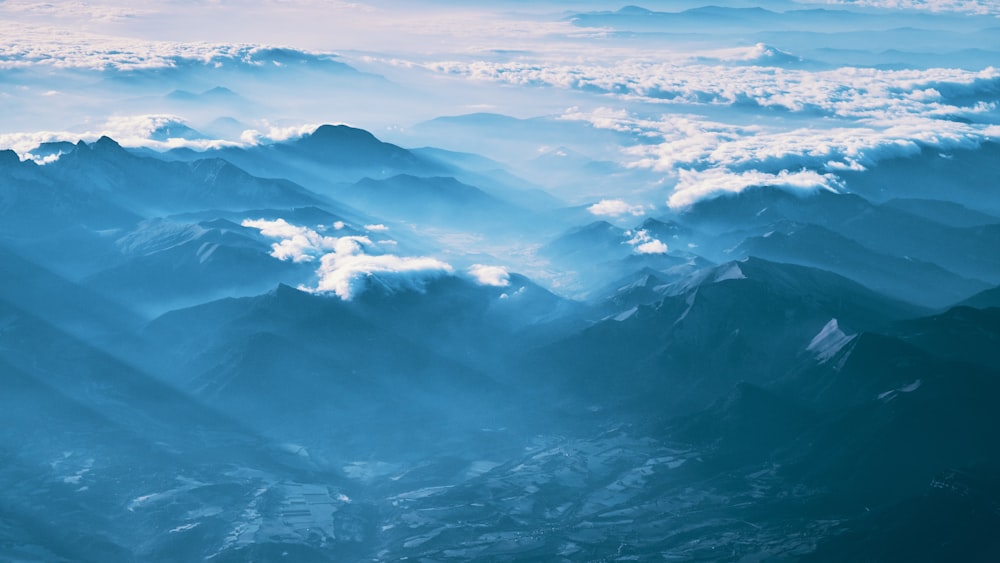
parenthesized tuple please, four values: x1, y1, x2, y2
(2, 122, 998, 561)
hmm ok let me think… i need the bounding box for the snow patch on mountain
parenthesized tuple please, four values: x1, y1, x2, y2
(878, 379, 924, 402)
(713, 263, 747, 282)
(807, 318, 857, 362)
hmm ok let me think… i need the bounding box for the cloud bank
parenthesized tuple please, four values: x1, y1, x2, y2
(0, 22, 347, 71)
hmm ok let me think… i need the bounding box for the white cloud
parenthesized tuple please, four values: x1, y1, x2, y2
(560, 106, 1000, 207)
(468, 264, 511, 287)
(626, 229, 668, 254)
(1, 114, 246, 160)
(587, 199, 647, 217)
(243, 217, 453, 300)
(423, 57, 999, 119)
(313, 246, 453, 301)
(241, 218, 338, 262)
(0, 22, 344, 71)
(239, 123, 324, 145)
(668, 169, 842, 208)
(636, 240, 668, 254)
(364, 223, 389, 232)
(0, 115, 343, 160)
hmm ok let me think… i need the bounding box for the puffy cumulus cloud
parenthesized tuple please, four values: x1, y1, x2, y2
(241, 218, 339, 262)
(636, 240, 669, 254)
(243, 217, 453, 300)
(669, 169, 842, 208)
(364, 223, 389, 232)
(468, 264, 511, 287)
(626, 230, 668, 254)
(587, 199, 648, 217)
(563, 106, 1000, 207)
(313, 246, 454, 301)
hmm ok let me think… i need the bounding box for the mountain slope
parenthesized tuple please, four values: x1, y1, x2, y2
(529, 257, 922, 414)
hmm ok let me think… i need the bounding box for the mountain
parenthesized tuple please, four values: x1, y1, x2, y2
(289, 124, 422, 166)
(0, 296, 375, 561)
(680, 185, 1000, 284)
(141, 279, 570, 459)
(340, 174, 525, 229)
(528, 257, 922, 415)
(43, 137, 327, 215)
(840, 142, 1000, 214)
(668, 381, 817, 468)
(784, 349, 1000, 506)
(569, 5, 974, 35)
(410, 146, 565, 211)
(82, 218, 313, 314)
(593, 267, 673, 315)
(735, 221, 989, 308)
(1, 99, 997, 561)
(171, 124, 445, 188)
(882, 197, 1000, 228)
(541, 220, 630, 262)
(569, 6, 784, 33)
(0, 243, 141, 340)
(960, 284, 1000, 309)
(891, 306, 1000, 370)
(0, 148, 139, 236)
(805, 467, 1000, 562)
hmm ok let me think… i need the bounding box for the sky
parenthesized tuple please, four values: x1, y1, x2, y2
(1, 0, 998, 210)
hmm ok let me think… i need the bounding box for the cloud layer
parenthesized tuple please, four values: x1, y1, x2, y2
(0, 22, 346, 71)
(820, 0, 1000, 15)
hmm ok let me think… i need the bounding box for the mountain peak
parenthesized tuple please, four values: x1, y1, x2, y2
(617, 5, 653, 15)
(0, 149, 21, 167)
(93, 136, 127, 153)
(307, 124, 379, 145)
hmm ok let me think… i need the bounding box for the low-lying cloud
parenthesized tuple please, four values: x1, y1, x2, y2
(243, 218, 453, 300)
(669, 169, 842, 208)
(626, 229, 669, 255)
(468, 264, 511, 287)
(587, 199, 648, 218)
